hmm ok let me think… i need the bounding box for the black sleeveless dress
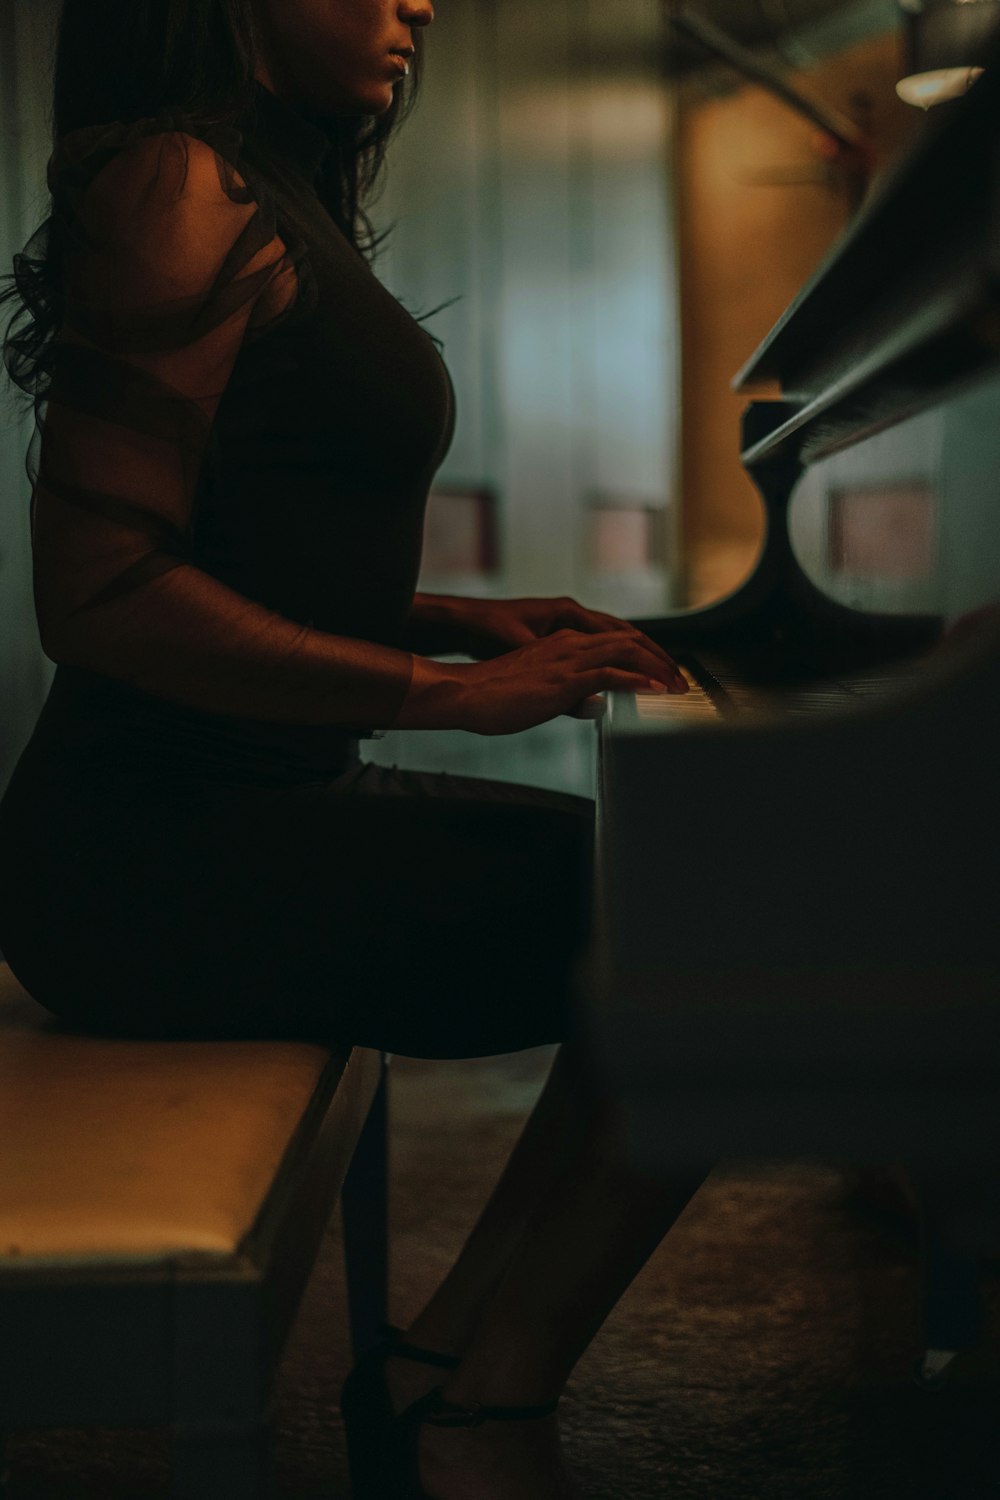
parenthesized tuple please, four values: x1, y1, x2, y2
(0, 81, 593, 1056)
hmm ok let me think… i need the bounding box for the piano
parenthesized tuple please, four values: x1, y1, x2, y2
(581, 36, 1000, 1249)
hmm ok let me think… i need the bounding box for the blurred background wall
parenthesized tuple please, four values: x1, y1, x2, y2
(371, 0, 683, 618)
(1, 0, 923, 798)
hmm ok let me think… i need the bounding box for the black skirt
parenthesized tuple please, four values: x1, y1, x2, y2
(0, 709, 594, 1059)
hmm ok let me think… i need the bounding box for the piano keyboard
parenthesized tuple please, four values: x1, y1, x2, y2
(631, 653, 932, 726)
(633, 675, 724, 726)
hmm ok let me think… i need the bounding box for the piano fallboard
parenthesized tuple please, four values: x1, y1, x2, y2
(583, 623, 1000, 1186)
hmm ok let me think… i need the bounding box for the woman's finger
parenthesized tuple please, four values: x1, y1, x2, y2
(557, 604, 628, 635)
(557, 609, 682, 673)
(577, 667, 682, 698)
(568, 632, 687, 689)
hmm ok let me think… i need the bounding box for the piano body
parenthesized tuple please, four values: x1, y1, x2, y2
(582, 43, 1000, 1232)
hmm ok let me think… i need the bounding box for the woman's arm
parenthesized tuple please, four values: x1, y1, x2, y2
(401, 591, 686, 667)
(35, 128, 413, 728)
(39, 127, 685, 738)
(400, 593, 483, 657)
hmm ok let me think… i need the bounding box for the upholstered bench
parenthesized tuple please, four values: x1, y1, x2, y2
(0, 961, 389, 1498)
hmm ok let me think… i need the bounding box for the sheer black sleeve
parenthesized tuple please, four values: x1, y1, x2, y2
(31, 123, 415, 726)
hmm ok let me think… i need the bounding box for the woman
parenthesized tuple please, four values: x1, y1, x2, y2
(0, 2, 704, 1495)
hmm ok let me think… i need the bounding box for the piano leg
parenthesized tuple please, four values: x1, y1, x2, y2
(914, 1201, 985, 1390)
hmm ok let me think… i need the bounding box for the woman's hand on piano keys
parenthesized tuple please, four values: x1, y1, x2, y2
(451, 594, 679, 665)
(395, 628, 688, 736)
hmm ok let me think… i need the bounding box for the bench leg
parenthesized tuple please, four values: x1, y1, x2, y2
(342, 1052, 390, 1360)
(173, 1419, 273, 1499)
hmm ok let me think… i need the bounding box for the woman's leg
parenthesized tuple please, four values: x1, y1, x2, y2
(384, 1041, 592, 1412)
(383, 1038, 708, 1497)
(405, 1046, 584, 1341)
(441, 1047, 707, 1405)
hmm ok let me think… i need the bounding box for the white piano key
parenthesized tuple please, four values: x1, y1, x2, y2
(634, 681, 723, 724)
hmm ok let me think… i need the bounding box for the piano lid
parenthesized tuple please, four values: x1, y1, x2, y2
(733, 25, 1000, 403)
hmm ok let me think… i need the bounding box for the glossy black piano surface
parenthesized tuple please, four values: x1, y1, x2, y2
(581, 45, 1000, 1215)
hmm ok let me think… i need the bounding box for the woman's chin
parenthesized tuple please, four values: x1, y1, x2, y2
(329, 86, 396, 119)
(366, 83, 399, 115)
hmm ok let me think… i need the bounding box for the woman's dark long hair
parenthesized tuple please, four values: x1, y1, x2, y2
(1, 0, 428, 418)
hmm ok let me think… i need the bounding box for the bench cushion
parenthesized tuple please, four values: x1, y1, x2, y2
(0, 963, 338, 1268)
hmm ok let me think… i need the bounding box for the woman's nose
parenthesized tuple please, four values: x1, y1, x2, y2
(399, 0, 434, 26)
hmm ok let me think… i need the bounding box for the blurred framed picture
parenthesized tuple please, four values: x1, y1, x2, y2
(422, 485, 499, 577)
(828, 482, 936, 582)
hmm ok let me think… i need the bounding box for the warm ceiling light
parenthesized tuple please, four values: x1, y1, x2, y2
(896, 0, 999, 107)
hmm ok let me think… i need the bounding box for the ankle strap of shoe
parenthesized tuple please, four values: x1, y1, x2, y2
(416, 1385, 559, 1428)
(378, 1323, 460, 1370)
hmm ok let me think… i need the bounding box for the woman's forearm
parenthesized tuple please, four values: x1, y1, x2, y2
(401, 593, 481, 657)
(39, 556, 416, 730)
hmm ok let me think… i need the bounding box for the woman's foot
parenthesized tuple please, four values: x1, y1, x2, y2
(418, 1414, 583, 1500)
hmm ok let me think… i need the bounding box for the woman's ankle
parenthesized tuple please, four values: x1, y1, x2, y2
(438, 1365, 566, 1411)
(403, 1292, 508, 1360)
(400, 1317, 466, 1360)
(384, 1353, 449, 1417)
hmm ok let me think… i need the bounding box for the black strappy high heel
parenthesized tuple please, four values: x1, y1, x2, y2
(339, 1325, 460, 1499)
(387, 1383, 561, 1499)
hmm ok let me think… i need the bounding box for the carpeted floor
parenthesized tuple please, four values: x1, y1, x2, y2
(6, 1047, 1000, 1498)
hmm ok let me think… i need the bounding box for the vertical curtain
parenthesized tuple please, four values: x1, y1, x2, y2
(0, 0, 60, 794)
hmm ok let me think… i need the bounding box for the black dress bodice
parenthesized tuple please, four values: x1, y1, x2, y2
(26, 78, 456, 780)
